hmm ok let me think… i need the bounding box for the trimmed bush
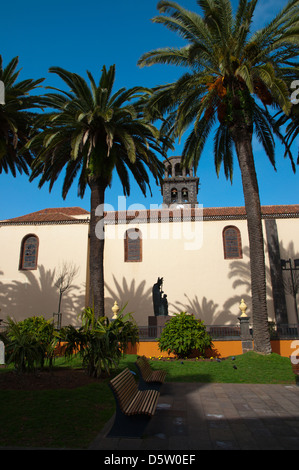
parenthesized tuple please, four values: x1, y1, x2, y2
(158, 312, 213, 359)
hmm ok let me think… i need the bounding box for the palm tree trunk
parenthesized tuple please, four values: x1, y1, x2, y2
(231, 127, 272, 354)
(89, 178, 106, 317)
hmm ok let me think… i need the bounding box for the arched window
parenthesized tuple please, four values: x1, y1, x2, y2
(171, 188, 178, 203)
(182, 188, 189, 202)
(20, 234, 39, 270)
(223, 226, 242, 259)
(175, 163, 182, 177)
(124, 229, 142, 262)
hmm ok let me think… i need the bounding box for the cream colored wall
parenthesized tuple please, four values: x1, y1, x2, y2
(1, 215, 297, 328)
(275, 218, 299, 323)
(104, 218, 277, 326)
(0, 223, 89, 325)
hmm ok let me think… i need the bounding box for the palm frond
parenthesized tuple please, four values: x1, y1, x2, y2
(27, 64, 169, 201)
(0, 55, 44, 177)
(214, 123, 234, 181)
(252, 102, 276, 169)
(139, 0, 299, 183)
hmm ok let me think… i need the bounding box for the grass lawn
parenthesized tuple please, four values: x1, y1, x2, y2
(121, 352, 296, 384)
(0, 381, 115, 449)
(130, 351, 297, 385)
(0, 352, 296, 449)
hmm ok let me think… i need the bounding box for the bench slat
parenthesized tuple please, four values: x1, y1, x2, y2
(108, 367, 160, 438)
(136, 356, 166, 385)
(110, 368, 139, 412)
(125, 389, 159, 416)
(110, 368, 159, 417)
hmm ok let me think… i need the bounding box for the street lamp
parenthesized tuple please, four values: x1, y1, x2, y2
(281, 258, 299, 322)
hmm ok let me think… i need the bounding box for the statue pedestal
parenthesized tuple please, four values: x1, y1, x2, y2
(148, 316, 171, 338)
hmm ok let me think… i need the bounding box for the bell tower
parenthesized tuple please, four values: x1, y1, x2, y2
(161, 156, 199, 207)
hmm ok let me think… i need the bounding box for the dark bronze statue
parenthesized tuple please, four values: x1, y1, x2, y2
(152, 277, 168, 316)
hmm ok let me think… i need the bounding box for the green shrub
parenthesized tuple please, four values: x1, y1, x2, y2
(1, 316, 57, 372)
(59, 305, 139, 377)
(158, 312, 213, 359)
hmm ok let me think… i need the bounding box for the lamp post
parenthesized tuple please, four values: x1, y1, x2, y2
(238, 299, 253, 353)
(281, 258, 299, 322)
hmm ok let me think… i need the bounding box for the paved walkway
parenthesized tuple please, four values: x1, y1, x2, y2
(89, 382, 299, 450)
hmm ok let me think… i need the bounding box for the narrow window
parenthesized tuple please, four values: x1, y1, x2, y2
(175, 163, 182, 177)
(182, 188, 189, 202)
(124, 229, 142, 262)
(20, 234, 39, 270)
(223, 226, 242, 259)
(171, 188, 178, 203)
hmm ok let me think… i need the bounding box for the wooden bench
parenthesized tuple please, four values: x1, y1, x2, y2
(135, 355, 166, 391)
(107, 367, 160, 438)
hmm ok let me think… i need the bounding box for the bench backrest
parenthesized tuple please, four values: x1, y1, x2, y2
(109, 368, 138, 412)
(136, 356, 153, 380)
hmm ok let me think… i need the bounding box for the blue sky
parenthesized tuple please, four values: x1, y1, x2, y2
(0, 0, 298, 220)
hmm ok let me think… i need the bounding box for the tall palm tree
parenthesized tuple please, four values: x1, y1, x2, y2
(138, 0, 299, 354)
(0, 55, 43, 176)
(28, 65, 170, 317)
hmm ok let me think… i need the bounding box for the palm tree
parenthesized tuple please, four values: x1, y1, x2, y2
(0, 55, 43, 176)
(138, 0, 299, 354)
(28, 65, 170, 317)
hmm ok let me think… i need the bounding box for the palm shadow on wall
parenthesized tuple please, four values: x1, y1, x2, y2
(279, 240, 299, 320)
(224, 246, 273, 317)
(105, 275, 152, 324)
(170, 246, 274, 325)
(279, 240, 299, 261)
(0, 265, 85, 325)
(170, 294, 237, 324)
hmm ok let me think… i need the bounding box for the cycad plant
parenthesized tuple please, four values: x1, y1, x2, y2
(59, 305, 139, 377)
(138, 0, 299, 354)
(0, 316, 57, 373)
(0, 55, 43, 176)
(28, 65, 170, 317)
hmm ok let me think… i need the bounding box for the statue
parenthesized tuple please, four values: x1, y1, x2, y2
(161, 294, 168, 316)
(152, 277, 168, 316)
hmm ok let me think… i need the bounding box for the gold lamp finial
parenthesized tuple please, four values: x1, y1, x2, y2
(239, 299, 248, 317)
(112, 301, 120, 320)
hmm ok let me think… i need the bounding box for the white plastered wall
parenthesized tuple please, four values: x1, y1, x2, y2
(104, 217, 277, 326)
(0, 223, 89, 325)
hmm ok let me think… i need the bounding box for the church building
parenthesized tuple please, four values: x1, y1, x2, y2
(0, 156, 298, 330)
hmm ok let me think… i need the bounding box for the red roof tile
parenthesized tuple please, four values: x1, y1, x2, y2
(1, 204, 298, 225)
(3, 207, 89, 223)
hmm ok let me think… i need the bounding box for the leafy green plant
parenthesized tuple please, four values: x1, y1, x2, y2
(59, 305, 139, 377)
(158, 312, 213, 359)
(0, 316, 57, 372)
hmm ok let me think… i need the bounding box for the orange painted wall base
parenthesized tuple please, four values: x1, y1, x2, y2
(126, 339, 298, 359)
(126, 340, 243, 358)
(270, 339, 299, 358)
